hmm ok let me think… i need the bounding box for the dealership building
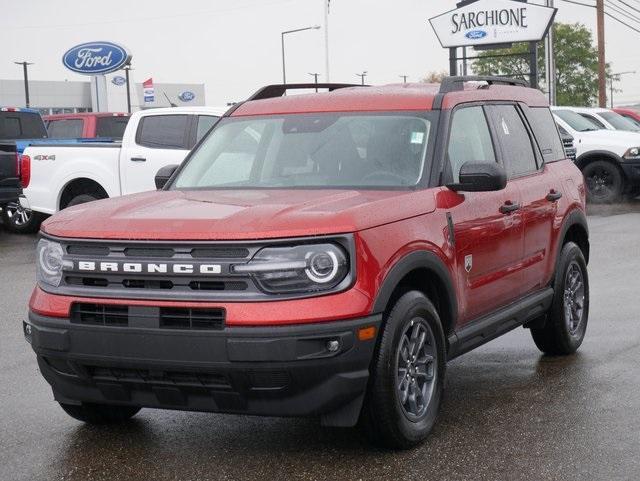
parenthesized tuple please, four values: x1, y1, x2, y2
(0, 76, 205, 115)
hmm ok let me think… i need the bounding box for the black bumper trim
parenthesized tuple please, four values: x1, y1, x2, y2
(25, 312, 382, 426)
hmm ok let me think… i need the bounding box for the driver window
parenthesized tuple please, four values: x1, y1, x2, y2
(447, 106, 496, 183)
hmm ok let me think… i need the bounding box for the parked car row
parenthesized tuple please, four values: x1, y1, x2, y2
(552, 106, 640, 203)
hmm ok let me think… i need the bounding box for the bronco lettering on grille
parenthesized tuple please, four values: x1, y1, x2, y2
(76, 261, 222, 275)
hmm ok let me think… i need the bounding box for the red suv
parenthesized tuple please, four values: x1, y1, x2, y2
(25, 77, 589, 448)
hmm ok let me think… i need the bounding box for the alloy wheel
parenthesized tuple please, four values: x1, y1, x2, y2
(564, 260, 586, 336)
(4, 202, 32, 227)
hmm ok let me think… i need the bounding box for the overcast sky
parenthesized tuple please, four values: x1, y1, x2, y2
(1, 0, 640, 106)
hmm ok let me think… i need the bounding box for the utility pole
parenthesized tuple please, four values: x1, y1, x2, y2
(14, 61, 34, 108)
(545, 0, 556, 105)
(309, 72, 320, 91)
(608, 71, 636, 107)
(356, 71, 367, 85)
(281, 26, 321, 84)
(596, 0, 606, 107)
(399, 75, 408, 83)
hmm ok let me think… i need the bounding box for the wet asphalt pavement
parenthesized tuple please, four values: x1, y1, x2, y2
(1, 204, 640, 481)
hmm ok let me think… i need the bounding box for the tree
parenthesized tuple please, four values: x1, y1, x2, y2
(421, 70, 448, 83)
(472, 23, 606, 106)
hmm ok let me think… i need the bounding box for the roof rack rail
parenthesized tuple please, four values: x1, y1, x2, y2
(248, 83, 367, 101)
(439, 76, 528, 94)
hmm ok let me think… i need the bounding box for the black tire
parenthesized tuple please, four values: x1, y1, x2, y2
(531, 242, 589, 355)
(59, 402, 141, 424)
(1, 202, 45, 234)
(65, 193, 100, 208)
(361, 291, 446, 449)
(582, 160, 624, 204)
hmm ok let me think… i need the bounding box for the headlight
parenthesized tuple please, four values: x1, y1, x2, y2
(36, 239, 71, 287)
(623, 147, 640, 159)
(233, 243, 350, 294)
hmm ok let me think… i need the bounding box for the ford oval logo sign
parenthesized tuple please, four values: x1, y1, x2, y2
(62, 41, 131, 75)
(111, 75, 126, 86)
(465, 30, 487, 40)
(178, 91, 196, 102)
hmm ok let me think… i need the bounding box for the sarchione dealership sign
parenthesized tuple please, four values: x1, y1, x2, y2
(429, 0, 557, 48)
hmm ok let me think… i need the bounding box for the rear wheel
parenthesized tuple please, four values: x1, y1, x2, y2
(1, 202, 45, 234)
(582, 160, 623, 203)
(59, 402, 141, 424)
(531, 242, 589, 355)
(361, 291, 446, 449)
(65, 193, 101, 208)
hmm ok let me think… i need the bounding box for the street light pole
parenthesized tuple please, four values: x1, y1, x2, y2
(14, 61, 34, 108)
(281, 25, 321, 84)
(123, 64, 133, 114)
(356, 71, 367, 85)
(399, 75, 408, 83)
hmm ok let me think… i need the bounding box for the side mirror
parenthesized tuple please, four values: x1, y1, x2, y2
(155, 164, 179, 190)
(447, 162, 507, 192)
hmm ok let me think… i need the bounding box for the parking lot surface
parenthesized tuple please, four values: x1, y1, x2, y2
(1, 204, 640, 481)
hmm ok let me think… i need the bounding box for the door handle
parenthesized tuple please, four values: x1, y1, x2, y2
(499, 201, 521, 214)
(546, 190, 563, 202)
(131, 157, 146, 162)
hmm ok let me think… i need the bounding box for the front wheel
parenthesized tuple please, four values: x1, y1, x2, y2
(59, 402, 141, 424)
(531, 242, 589, 355)
(582, 160, 623, 204)
(1, 202, 45, 234)
(361, 291, 446, 449)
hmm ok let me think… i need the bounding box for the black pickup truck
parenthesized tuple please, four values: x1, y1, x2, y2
(0, 142, 22, 221)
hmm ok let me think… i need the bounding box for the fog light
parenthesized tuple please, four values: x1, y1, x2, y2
(326, 340, 340, 352)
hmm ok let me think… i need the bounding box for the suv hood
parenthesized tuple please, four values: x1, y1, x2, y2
(577, 129, 640, 145)
(42, 189, 436, 240)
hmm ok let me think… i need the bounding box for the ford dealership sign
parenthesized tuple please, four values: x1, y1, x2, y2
(429, 0, 556, 48)
(62, 41, 131, 75)
(178, 91, 196, 102)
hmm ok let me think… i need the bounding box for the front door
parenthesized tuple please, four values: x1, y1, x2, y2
(444, 105, 524, 324)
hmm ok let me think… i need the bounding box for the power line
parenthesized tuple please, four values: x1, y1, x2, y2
(610, 0, 640, 14)
(606, 0, 640, 23)
(561, 0, 640, 34)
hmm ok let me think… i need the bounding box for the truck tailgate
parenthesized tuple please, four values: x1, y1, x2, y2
(0, 142, 20, 205)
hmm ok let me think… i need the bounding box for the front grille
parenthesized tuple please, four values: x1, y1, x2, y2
(70, 303, 226, 330)
(562, 138, 577, 161)
(160, 307, 225, 330)
(71, 303, 129, 326)
(85, 365, 231, 389)
(56, 240, 263, 301)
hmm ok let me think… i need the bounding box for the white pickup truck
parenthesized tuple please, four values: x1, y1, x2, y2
(552, 106, 640, 203)
(12, 106, 227, 232)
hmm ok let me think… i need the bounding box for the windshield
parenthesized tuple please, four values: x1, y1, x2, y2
(554, 110, 600, 132)
(599, 111, 640, 132)
(172, 113, 435, 189)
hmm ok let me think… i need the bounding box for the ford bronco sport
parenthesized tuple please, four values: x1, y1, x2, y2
(25, 77, 590, 449)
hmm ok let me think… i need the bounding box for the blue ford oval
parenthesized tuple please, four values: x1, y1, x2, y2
(465, 30, 487, 40)
(178, 91, 196, 102)
(62, 42, 131, 75)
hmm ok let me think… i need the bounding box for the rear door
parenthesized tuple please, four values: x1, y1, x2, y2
(120, 113, 191, 194)
(444, 105, 524, 324)
(487, 104, 559, 295)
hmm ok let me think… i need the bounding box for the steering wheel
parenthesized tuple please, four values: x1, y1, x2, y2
(362, 170, 408, 184)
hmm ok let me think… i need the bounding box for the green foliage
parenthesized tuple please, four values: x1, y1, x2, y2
(472, 23, 605, 106)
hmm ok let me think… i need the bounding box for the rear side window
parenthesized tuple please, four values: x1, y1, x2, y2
(96, 116, 130, 139)
(136, 115, 189, 149)
(0, 112, 47, 140)
(488, 105, 538, 178)
(447, 106, 496, 183)
(196, 115, 219, 142)
(579, 113, 606, 129)
(527, 107, 566, 163)
(47, 119, 83, 139)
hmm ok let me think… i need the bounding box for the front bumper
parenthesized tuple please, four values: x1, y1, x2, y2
(25, 311, 382, 427)
(621, 159, 640, 183)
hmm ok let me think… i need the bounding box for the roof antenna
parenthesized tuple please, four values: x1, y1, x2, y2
(163, 91, 177, 107)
